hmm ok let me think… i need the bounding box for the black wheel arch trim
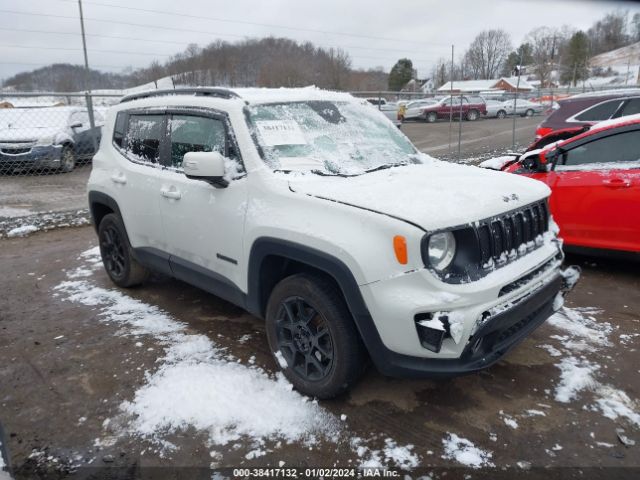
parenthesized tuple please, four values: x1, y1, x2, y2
(247, 237, 394, 368)
(88, 191, 123, 233)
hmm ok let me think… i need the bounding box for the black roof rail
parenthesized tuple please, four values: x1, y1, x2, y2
(119, 87, 240, 104)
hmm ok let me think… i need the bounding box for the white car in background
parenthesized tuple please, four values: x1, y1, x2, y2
(484, 98, 545, 119)
(403, 99, 438, 120)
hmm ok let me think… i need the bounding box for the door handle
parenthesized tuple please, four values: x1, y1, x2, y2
(160, 187, 182, 200)
(110, 173, 126, 185)
(603, 177, 631, 188)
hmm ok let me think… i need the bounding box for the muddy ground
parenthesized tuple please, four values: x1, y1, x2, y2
(0, 226, 638, 479)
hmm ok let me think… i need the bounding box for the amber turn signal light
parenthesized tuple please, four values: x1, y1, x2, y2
(393, 235, 408, 265)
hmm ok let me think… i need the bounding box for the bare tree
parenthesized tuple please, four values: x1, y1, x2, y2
(464, 30, 512, 79)
(527, 27, 559, 88)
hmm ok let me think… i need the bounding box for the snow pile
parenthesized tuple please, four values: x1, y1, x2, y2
(0, 208, 90, 238)
(441, 433, 494, 469)
(7, 225, 39, 237)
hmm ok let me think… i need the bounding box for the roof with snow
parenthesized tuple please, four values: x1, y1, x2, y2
(437, 77, 533, 92)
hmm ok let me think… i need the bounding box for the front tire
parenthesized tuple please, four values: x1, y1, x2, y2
(265, 273, 367, 399)
(525, 108, 534, 117)
(98, 213, 149, 288)
(425, 112, 437, 123)
(60, 146, 76, 173)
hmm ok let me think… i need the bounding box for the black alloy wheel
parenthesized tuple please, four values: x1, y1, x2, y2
(275, 296, 334, 381)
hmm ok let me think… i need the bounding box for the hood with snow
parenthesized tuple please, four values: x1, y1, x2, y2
(288, 161, 550, 231)
(0, 126, 71, 144)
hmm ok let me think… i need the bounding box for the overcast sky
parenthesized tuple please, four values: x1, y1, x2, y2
(0, 0, 638, 82)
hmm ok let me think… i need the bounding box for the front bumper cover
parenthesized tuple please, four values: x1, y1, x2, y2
(371, 266, 579, 378)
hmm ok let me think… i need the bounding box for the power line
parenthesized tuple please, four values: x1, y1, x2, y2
(0, 25, 441, 59)
(53, 0, 452, 48)
(0, 61, 130, 69)
(0, 43, 173, 57)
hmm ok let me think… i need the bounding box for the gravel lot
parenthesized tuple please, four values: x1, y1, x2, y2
(1, 115, 638, 479)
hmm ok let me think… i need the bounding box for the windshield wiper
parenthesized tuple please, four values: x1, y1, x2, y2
(361, 162, 409, 174)
(310, 169, 353, 177)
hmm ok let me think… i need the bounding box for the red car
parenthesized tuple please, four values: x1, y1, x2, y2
(488, 116, 640, 258)
(420, 95, 487, 122)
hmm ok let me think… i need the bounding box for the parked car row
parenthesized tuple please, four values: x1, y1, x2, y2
(367, 95, 548, 124)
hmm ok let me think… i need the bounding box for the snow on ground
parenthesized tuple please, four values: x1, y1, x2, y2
(350, 437, 419, 470)
(545, 306, 640, 427)
(7, 225, 39, 237)
(441, 434, 494, 469)
(0, 208, 90, 238)
(54, 247, 421, 467)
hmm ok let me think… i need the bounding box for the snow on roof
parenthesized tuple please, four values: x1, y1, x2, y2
(589, 112, 640, 132)
(437, 77, 532, 92)
(498, 76, 533, 90)
(437, 79, 498, 92)
(231, 86, 354, 104)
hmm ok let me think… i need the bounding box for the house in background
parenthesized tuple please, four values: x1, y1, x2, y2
(437, 77, 534, 94)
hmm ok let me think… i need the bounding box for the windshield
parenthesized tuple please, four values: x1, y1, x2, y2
(246, 100, 417, 175)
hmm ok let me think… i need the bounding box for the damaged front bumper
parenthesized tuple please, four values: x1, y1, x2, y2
(372, 265, 580, 378)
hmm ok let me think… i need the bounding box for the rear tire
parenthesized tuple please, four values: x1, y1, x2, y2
(425, 112, 437, 123)
(497, 110, 507, 119)
(98, 213, 149, 288)
(466, 109, 479, 121)
(60, 146, 76, 173)
(265, 273, 368, 399)
(525, 108, 534, 117)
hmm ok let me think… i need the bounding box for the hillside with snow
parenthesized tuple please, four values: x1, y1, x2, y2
(581, 42, 640, 88)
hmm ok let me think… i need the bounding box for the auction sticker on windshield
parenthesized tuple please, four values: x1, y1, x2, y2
(255, 120, 307, 146)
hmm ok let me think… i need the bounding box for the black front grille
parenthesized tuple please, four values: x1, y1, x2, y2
(479, 199, 549, 267)
(1, 147, 31, 155)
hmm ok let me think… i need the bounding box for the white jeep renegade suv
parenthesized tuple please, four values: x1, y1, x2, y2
(88, 87, 578, 398)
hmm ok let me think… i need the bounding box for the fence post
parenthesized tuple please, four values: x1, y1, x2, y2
(78, 0, 98, 152)
(457, 92, 463, 160)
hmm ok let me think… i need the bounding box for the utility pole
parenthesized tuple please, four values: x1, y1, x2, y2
(511, 57, 522, 149)
(78, 0, 98, 151)
(448, 45, 454, 154)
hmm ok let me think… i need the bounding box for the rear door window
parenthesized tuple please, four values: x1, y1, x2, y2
(123, 114, 165, 164)
(573, 100, 623, 122)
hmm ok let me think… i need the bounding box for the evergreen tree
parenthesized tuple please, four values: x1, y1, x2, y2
(388, 58, 414, 91)
(561, 31, 590, 86)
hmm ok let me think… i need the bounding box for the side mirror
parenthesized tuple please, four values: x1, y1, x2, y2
(183, 151, 228, 188)
(538, 148, 560, 172)
(70, 122, 82, 129)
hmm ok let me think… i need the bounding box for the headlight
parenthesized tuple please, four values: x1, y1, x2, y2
(427, 232, 456, 271)
(35, 135, 56, 146)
